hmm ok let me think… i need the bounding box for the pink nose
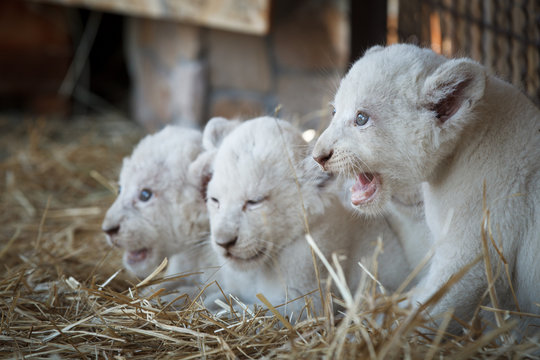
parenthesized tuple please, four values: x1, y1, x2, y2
(103, 225, 120, 247)
(215, 236, 237, 250)
(103, 225, 120, 236)
(313, 150, 333, 169)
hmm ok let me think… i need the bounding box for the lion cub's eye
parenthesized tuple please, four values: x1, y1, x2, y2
(355, 111, 370, 127)
(331, 106, 336, 117)
(210, 197, 220, 208)
(244, 197, 266, 211)
(139, 188, 152, 202)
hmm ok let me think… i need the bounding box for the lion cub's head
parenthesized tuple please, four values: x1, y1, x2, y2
(313, 44, 486, 215)
(197, 117, 332, 271)
(102, 126, 208, 278)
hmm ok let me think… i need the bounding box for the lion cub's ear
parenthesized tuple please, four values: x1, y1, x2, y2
(301, 159, 334, 189)
(422, 58, 486, 124)
(202, 117, 241, 151)
(187, 151, 216, 201)
(296, 156, 335, 216)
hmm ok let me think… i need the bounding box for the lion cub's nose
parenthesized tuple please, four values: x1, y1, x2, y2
(103, 225, 120, 236)
(216, 236, 238, 250)
(314, 150, 333, 169)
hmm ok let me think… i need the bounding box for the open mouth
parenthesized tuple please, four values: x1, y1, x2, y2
(126, 248, 150, 264)
(350, 172, 380, 206)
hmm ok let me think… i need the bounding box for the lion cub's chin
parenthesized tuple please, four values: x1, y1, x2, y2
(214, 244, 268, 271)
(228, 257, 264, 271)
(349, 172, 390, 215)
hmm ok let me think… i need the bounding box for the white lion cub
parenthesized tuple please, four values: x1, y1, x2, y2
(313, 44, 540, 333)
(102, 126, 211, 291)
(200, 116, 411, 319)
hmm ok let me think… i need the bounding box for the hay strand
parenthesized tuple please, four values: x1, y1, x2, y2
(0, 115, 537, 358)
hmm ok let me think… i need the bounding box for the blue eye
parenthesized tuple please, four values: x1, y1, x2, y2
(331, 106, 336, 116)
(117, 185, 121, 195)
(355, 111, 370, 127)
(139, 188, 152, 202)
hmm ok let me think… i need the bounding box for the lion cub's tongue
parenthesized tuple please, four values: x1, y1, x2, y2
(351, 173, 377, 206)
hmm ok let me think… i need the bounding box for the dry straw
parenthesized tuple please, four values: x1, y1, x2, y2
(1, 115, 538, 359)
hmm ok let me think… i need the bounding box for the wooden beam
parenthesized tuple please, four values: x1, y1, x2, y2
(33, 0, 271, 35)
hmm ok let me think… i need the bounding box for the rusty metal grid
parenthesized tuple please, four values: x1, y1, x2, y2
(400, 0, 540, 105)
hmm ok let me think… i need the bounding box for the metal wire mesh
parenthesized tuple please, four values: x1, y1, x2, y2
(398, 0, 540, 105)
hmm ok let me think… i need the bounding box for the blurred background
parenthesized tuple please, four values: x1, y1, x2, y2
(1, 0, 538, 133)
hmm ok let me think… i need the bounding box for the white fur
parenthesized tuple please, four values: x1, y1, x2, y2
(337, 178, 432, 278)
(313, 44, 540, 334)
(101, 126, 211, 290)
(202, 116, 412, 320)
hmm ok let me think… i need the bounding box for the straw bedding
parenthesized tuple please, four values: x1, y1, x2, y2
(1, 114, 538, 359)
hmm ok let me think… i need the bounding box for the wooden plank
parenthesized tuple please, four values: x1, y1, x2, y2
(33, 0, 271, 35)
